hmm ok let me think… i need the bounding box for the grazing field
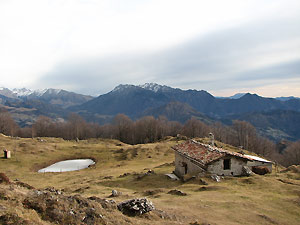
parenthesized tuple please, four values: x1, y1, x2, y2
(0, 134, 300, 225)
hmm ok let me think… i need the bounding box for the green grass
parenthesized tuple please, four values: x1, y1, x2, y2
(0, 134, 300, 224)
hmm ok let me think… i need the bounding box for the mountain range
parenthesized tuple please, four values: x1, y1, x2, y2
(1, 84, 300, 141)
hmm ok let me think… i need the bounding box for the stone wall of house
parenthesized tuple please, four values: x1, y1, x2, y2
(247, 161, 272, 172)
(174, 152, 204, 178)
(207, 157, 247, 176)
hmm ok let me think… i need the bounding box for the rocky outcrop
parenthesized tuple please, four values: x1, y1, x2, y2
(23, 188, 106, 225)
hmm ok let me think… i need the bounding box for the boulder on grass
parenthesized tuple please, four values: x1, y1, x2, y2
(117, 198, 154, 216)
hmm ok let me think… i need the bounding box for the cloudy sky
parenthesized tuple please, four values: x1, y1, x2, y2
(0, 0, 300, 97)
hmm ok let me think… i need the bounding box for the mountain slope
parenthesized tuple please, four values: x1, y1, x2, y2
(25, 89, 93, 108)
(142, 101, 212, 123)
(225, 110, 300, 141)
(75, 85, 170, 117)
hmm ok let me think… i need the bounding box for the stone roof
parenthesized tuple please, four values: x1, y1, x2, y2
(172, 140, 254, 165)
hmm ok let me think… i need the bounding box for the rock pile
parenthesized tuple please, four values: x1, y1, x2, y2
(117, 198, 155, 216)
(242, 166, 253, 176)
(211, 174, 221, 182)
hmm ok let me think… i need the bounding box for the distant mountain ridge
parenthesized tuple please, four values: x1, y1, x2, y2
(0, 87, 93, 126)
(75, 84, 300, 118)
(0, 87, 93, 108)
(1, 84, 300, 141)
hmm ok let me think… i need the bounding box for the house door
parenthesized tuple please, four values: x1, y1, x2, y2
(223, 158, 231, 170)
(182, 162, 188, 174)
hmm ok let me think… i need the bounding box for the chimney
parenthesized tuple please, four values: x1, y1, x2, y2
(209, 132, 214, 147)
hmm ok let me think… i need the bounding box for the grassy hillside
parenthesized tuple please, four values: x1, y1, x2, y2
(0, 134, 299, 224)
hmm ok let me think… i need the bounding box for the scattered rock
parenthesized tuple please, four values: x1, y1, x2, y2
(252, 166, 270, 175)
(198, 178, 208, 185)
(144, 189, 163, 196)
(190, 221, 210, 225)
(88, 196, 116, 210)
(167, 189, 187, 196)
(147, 169, 155, 174)
(37, 137, 46, 142)
(74, 186, 90, 193)
(165, 173, 179, 181)
(117, 198, 155, 216)
(242, 166, 253, 176)
(211, 174, 221, 182)
(110, 189, 122, 197)
(119, 173, 131, 178)
(136, 170, 154, 180)
(44, 187, 62, 194)
(0, 173, 10, 184)
(197, 186, 223, 192)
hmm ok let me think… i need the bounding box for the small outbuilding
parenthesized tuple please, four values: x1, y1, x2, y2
(172, 140, 272, 178)
(3, 149, 11, 159)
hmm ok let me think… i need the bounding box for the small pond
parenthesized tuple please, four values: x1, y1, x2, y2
(38, 159, 95, 173)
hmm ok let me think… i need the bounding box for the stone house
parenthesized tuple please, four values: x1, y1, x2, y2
(172, 140, 272, 178)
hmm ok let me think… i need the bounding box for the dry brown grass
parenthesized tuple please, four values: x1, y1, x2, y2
(0, 135, 299, 224)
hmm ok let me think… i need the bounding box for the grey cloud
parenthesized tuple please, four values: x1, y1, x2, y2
(36, 16, 300, 96)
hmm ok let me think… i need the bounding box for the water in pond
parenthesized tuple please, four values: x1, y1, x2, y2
(38, 159, 95, 173)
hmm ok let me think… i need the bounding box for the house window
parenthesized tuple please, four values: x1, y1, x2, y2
(223, 159, 231, 170)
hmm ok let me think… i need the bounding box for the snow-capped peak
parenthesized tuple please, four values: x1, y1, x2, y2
(12, 88, 34, 97)
(112, 84, 136, 92)
(139, 83, 173, 92)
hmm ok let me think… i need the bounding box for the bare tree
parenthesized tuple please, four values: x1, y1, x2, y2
(282, 140, 300, 166)
(113, 114, 134, 143)
(32, 116, 53, 137)
(181, 117, 209, 138)
(0, 109, 19, 136)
